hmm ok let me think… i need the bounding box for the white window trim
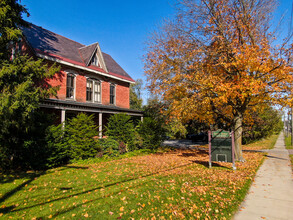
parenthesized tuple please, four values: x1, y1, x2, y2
(65, 71, 77, 100)
(86, 78, 102, 104)
(109, 83, 116, 105)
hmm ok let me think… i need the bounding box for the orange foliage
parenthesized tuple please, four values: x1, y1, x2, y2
(144, 0, 293, 160)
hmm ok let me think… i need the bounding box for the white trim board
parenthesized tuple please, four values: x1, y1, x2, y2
(37, 53, 135, 84)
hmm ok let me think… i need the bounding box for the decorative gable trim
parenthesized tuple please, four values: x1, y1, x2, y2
(95, 43, 108, 73)
(78, 42, 97, 66)
(79, 42, 108, 73)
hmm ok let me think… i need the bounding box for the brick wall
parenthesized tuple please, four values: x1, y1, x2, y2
(116, 82, 130, 109)
(102, 81, 110, 105)
(47, 68, 130, 109)
(21, 39, 131, 109)
(101, 80, 130, 108)
(75, 74, 86, 102)
(47, 70, 66, 100)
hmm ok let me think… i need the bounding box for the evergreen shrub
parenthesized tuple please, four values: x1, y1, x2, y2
(66, 113, 100, 160)
(137, 117, 164, 150)
(45, 123, 70, 168)
(98, 137, 119, 157)
(105, 114, 136, 151)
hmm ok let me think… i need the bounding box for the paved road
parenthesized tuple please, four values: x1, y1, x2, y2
(233, 133, 293, 220)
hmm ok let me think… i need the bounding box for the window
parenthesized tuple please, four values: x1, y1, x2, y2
(110, 83, 115, 105)
(94, 81, 101, 103)
(91, 54, 99, 66)
(86, 79, 101, 103)
(86, 80, 93, 101)
(66, 73, 75, 99)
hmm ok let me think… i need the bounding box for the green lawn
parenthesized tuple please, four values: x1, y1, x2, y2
(242, 134, 279, 150)
(285, 135, 293, 149)
(0, 136, 278, 219)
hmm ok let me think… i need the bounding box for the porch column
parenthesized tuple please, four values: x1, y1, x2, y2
(61, 109, 66, 125)
(99, 112, 103, 138)
(141, 116, 144, 122)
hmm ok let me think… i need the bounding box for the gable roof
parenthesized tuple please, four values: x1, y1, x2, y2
(21, 23, 135, 83)
(79, 43, 99, 66)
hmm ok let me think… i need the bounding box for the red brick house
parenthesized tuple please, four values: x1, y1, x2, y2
(19, 23, 143, 136)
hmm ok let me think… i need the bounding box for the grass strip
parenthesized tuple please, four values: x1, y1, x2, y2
(243, 134, 279, 150)
(284, 135, 293, 149)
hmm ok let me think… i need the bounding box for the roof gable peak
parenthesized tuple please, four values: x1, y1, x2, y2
(78, 42, 108, 72)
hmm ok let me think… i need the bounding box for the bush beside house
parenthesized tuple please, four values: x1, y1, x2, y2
(37, 113, 164, 170)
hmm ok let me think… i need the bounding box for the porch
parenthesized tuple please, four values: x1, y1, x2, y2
(40, 99, 143, 137)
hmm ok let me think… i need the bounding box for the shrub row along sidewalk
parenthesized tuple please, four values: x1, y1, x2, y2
(0, 136, 277, 219)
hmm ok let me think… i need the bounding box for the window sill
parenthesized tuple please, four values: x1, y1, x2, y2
(66, 98, 76, 101)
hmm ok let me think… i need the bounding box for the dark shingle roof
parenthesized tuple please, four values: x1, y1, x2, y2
(21, 23, 134, 82)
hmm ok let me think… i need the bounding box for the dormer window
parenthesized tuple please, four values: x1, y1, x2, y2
(79, 43, 108, 72)
(91, 54, 99, 66)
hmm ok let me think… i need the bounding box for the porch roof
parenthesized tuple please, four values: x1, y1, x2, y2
(40, 99, 143, 117)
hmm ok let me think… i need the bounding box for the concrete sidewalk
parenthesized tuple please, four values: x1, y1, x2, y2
(234, 133, 293, 220)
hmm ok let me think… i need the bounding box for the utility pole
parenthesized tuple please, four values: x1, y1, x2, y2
(291, 107, 293, 145)
(286, 109, 291, 137)
(291, 1, 293, 145)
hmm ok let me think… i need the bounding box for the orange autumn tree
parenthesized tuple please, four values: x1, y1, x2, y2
(144, 0, 293, 161)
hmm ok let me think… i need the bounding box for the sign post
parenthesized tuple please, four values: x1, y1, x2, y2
(208, 130, 212, 168)
(231, 131, 236, 170)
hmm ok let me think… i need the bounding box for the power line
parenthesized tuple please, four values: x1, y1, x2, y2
(288, 0, 293, 36)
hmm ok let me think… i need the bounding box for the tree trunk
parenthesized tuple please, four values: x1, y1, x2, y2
(234, 114, 245, 162)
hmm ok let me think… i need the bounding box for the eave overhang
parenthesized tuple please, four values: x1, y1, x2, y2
(40, 99, 143, 117)
(36, 51, 135, 84)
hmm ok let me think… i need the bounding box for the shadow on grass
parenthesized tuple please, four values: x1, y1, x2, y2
(63, 165, 89, 169)
(191, 160, 228, 169)
(0, 164, 88, 185)
(7, 161, 194, 216)
(39, 178, 155, 219)
(0, 171, 44, 184)
(0, 171, 46, 212)
(180, 149, 208, 157)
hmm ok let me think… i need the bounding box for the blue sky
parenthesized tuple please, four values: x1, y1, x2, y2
(21, 0, 291, 102)
(21, 0, 177, 101)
